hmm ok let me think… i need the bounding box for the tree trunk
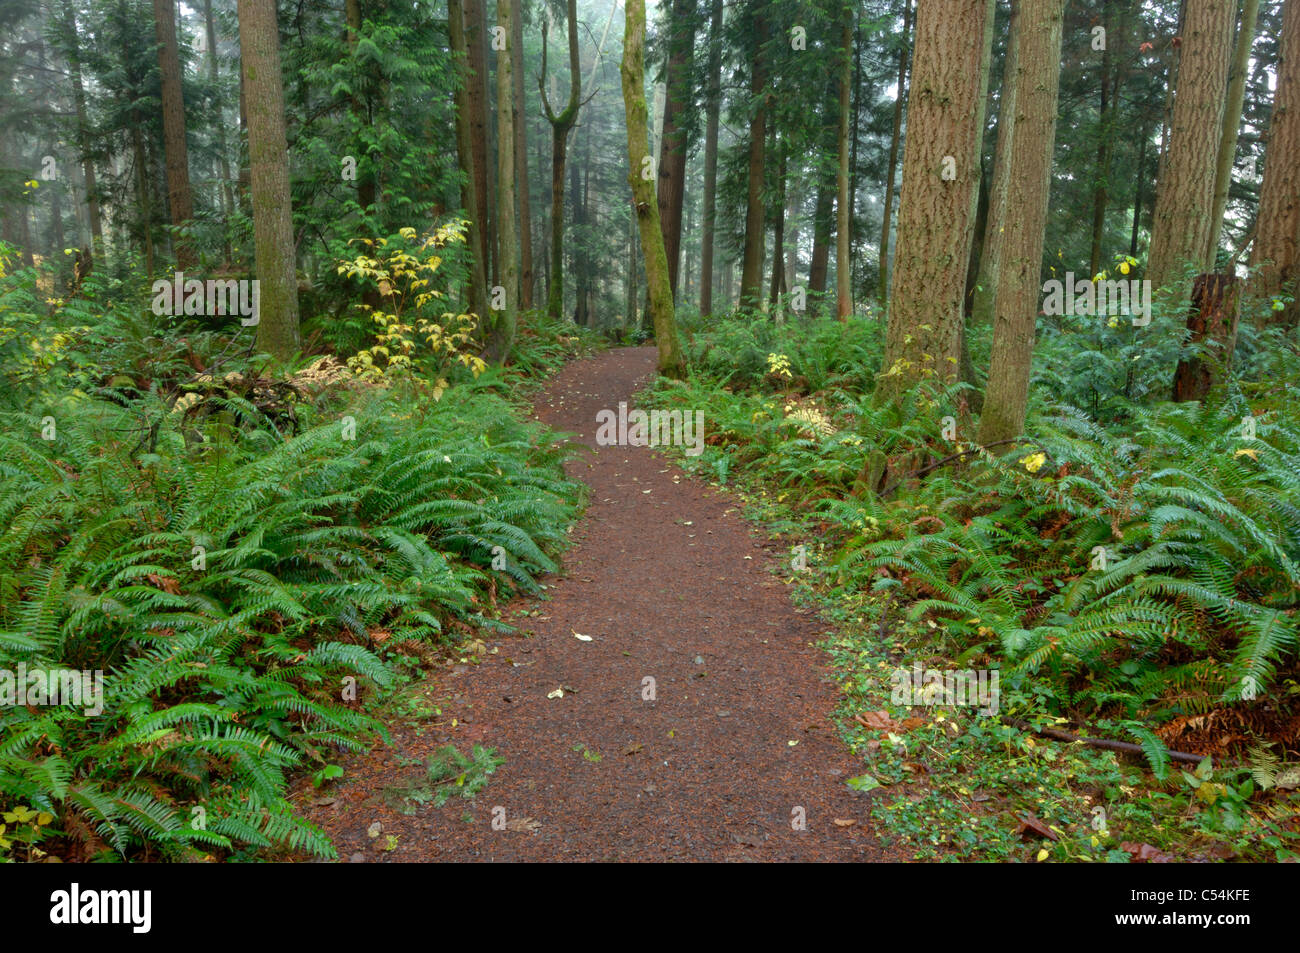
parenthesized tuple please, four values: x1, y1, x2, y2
(835, 2, 854, 319)
(1172, 273, 1240, 401)
(541, 0, 583, 321)
(1208, 0, 1260, 261)
(879, 0, 993, 398)
(449, 0, 489, 322)
(512, 5, 532, 308)
(61, 0, 103, 253)
(657, 0, 695, 300)
(972, 0, 1017, 326)
(1249, 0, 1300, 329)
(153, 0, 194, 267)
(878, 0, 912, 305)
(1088, 0, 1113, 279)
(699, 0, 723, 316)
(238, 0, 300, 358)
(978, 0, 1065, 445)
(487, 0, 519, 361)
(622, 0, 684, 377)
(1147, 0, 1234, 291)
(464, 0, 493, 281)
(203, 0, 234, 264)
(770, 140, 787, 308)
(739, 8, 767, 311)
(1131, 119, 1148, 257)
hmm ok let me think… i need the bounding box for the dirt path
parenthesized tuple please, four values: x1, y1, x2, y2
(306, 347, 896, 861)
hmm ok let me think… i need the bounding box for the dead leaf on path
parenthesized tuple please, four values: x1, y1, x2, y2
(855, 710, 900, 731)
(623, 743, 644, 755)
(505, 817, 541, 833)
(546, 688, 564, 699)
(1121, 841, 1176, 863)
(1015, 813, 1058, 842)
(572, 630, 593, 642)
(833, 818, 856, 827)
(366, 821, 382, 839)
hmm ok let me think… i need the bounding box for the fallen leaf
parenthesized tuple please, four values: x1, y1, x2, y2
(366, 821, 382, 839)
(546, 688, 564, 699)
(1015, 813, 1058, 842)
(572, 630, 593, 642)
(1120, 841, 1176, 863)
(505, 817, 541, 833)
(833, 818, 856, 827)
(855, 710, 900, 732)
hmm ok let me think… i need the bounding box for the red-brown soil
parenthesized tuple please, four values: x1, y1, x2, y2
(300, 347, 897, 861)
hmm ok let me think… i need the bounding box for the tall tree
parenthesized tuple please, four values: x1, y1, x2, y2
(153, 0, 194, 266)
(1146, 0, 1234, 291)
(1208, 0, 1261, 260)
(738, 3, 768, 311)
(539, 0, 582, 321)
(464, 0, 493, 281)
(202, 0, 234, 264)
(1251, 0, 1300, 328)
(877, 0, 912, 305)
(834, 0, 853, 319)
(238, 0, 300, 358)
(488, 0, 519, 361)
(511, 2, 533, 307)
(971, 0, 1017, 326)
(449, 0, 489, 322)
(879, 0, 993, 397)
(698, 0, 723, 316)
(978, 0, 1066, 445)
(622, 0, 683, 376)
(59, 0, 103, 255)
(657, 0, 696, 299)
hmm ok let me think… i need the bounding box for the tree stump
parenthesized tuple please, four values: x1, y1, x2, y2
(1172, 272, 1240, 403)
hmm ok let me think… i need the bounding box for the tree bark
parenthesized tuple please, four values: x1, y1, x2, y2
(61, 0, 103, 253)
(1171, 273, 1240, 401)
(880, 0, 993, 398)
(972, 0, 1017, 326)
(540, 0, 583, 321)
(878, 0, 912, 306)
(978, 0, 1065, 445)
(699, 0, 723, 316)
(1208, 0, 1260, 261)
(1147, 0, 1234, 291)
(512, 4, 532, 308)
(203, 0, 234, 264)
(835, 1, 854, 319)
(1249, 0, 1300, 329)
(622, 0, 684, 377)
(657, 0, 696, 300)
(238, 0, 300, 358)
(449, 0, 489, 322)
(464, 0, 493, 281)
(739, 7, 767, 311)
(1088, 0, 1113, 279)
(153, 0, 194, 267)
(487, 0, 519, 361)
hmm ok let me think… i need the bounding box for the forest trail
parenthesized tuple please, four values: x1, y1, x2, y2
(307, 346, 896, 861)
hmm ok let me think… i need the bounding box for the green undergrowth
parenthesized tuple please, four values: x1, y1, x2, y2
(0, 259, 590, 861)
(644, 312, 1300, 862)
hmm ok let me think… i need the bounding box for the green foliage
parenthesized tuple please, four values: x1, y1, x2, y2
(0, 332, 580, 859)
(385, 743, 503, 813)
